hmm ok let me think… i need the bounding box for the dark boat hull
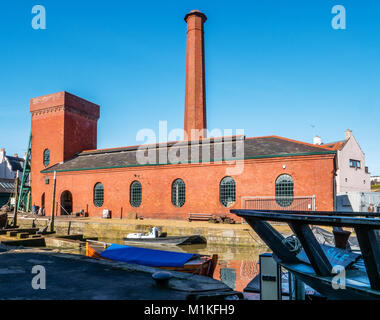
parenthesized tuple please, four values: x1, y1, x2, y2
(122, 235, 206, 246)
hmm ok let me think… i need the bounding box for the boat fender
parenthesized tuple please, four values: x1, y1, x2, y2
(152, 271, 173, 288)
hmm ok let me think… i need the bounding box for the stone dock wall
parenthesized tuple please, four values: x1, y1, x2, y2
(12, 217, 267, 247)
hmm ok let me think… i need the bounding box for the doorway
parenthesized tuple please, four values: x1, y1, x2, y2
(60, 191, 73, 215)
(41, 193, 45, 214)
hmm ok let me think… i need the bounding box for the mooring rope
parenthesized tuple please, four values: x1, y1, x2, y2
(281, 235, 302, 255)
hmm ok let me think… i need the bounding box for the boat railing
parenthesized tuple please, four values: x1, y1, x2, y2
(248, 209, 380, 218)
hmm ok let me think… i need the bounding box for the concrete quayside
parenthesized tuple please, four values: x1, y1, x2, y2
(0, 213, 276, 296)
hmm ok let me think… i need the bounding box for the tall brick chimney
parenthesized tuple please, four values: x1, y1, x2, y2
(184, 10, 207, 140)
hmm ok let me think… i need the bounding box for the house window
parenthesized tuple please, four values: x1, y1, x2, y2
(220, 176, 236, 208)
(130, 181, 142, 208)
(43, 149, 50, 167)
(349, 159, 361, 169)
(275, 174, 294, 207)
(93, 183, 104, 207)
(172, 179, 185, 207)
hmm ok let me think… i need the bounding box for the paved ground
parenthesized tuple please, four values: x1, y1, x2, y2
(0, 249, 239, 300)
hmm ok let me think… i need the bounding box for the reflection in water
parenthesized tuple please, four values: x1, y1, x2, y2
(220, 268, 236, 290)
(240, 260, 261, 281)
(56, 238, 270, 293)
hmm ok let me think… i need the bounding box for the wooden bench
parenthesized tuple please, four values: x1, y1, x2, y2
(188, 213, 213, 222)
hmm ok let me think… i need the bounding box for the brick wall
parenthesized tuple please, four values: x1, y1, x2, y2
(30, 91, 99, 211)
(36, 153, 335, 219)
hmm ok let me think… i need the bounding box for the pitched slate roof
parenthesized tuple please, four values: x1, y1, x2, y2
(42, 135, 335, 173)
(6, 156, 24, 172)
(322, 140, 347, 151)
(0, 178, 14, 194)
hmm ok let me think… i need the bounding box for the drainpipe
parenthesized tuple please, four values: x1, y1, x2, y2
(50, 171, 57, 233)
(333, 178, 337, 212)
(333, 153, 338, 212)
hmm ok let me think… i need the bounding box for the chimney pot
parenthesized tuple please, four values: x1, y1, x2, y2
(313, 136, 322, 145)
(345, 129, 352, 140)
(184, 10, 207, 22)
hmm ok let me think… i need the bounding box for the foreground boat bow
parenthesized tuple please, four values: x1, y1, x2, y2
(231, 209, 380, 300)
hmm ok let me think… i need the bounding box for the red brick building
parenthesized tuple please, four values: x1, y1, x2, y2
(29, 10, 336, 220)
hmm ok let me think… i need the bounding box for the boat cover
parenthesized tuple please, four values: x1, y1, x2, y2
(100, 244, 196, 267)
(297, 244, 361, 268)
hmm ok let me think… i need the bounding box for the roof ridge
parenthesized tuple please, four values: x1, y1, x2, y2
(323, 140, 345, 145)
(247, 135, 335, 151)
(6, 155, 24, 161)
(85, 134, 330, 155)
(80, 135, 246, 155)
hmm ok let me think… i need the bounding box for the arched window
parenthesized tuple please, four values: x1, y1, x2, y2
(130, 181, 142, 207)
(93, 183, 104, 207)
(275, 174, 294, 207)
(43, 149, 50, 167)
(172, 179, 185, 207)
(220, 176, 236, 208)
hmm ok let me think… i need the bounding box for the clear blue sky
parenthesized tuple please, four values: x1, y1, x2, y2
(0, 0, 379, 174)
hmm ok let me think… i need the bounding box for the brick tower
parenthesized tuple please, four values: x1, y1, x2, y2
(184, 10, 207, 140)
(30, 91, 99, 211)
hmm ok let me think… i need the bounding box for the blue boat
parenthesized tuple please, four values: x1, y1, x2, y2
(86, 241, 218, 277)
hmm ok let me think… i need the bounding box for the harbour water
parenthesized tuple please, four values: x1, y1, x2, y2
(177, 243, 269, 292)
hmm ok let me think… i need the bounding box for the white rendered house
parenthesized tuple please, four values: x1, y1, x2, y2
(0, 148, 24, 180)
(316, 129, 371, 194)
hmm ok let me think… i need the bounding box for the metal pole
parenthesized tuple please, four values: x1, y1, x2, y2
(12, 171, 19, 227)
(259, 253, 282, 300)
(50, 171, 57, 233)
(26, 192, 30, 213)
(289, 272, 305, 300)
